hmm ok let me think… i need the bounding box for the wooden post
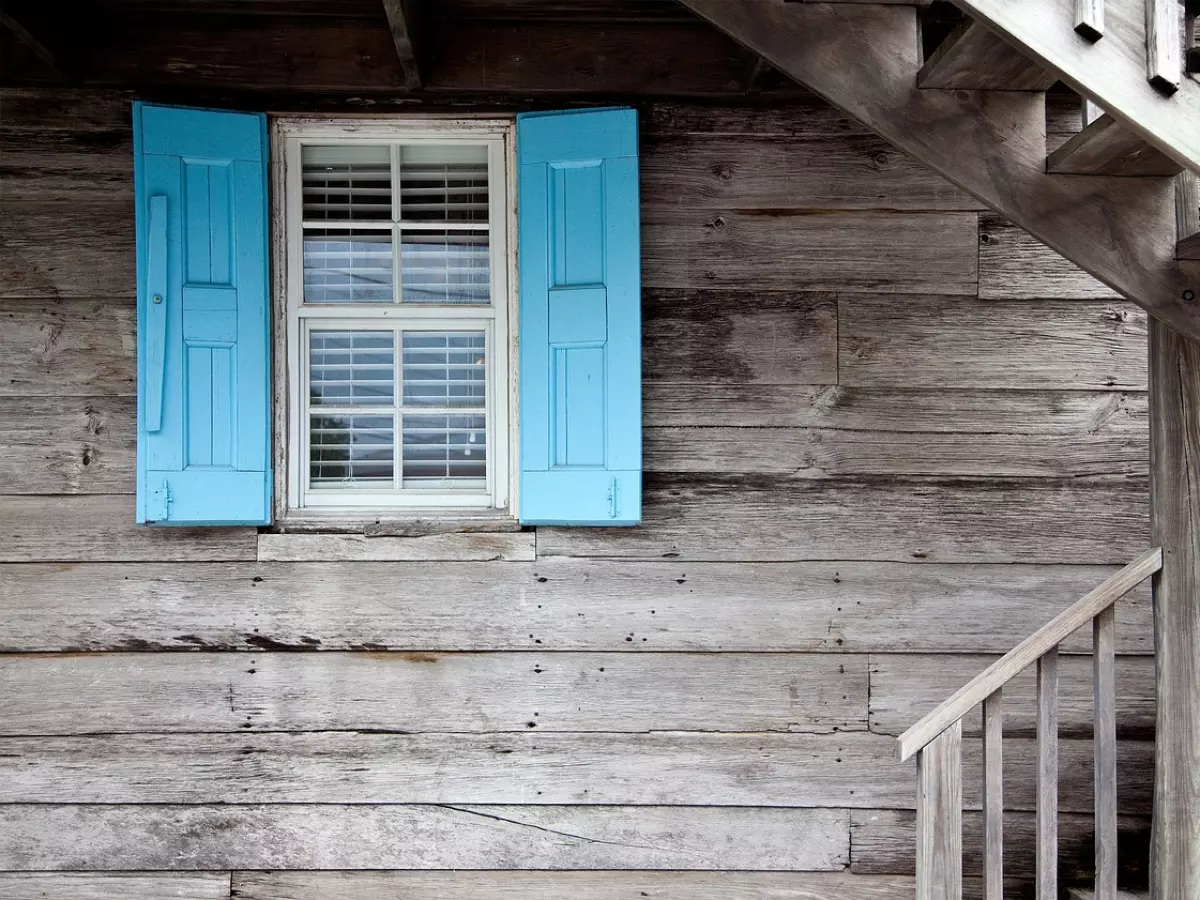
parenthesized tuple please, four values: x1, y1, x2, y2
(916, 721, 963, 900)
(1149, 315, 1200, 900)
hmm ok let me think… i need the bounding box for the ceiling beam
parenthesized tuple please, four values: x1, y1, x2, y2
(677, 0, 1200, 342)
(381, 0, 422, 90)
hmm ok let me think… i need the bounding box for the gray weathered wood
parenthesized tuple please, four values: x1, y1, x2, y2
(895, 549, 1160, 759)
(257, 532, 534, 562)
(0, 560, 1153, 654)
(916, 721, 962, 900)
(0, 397, 134, 493)
(1075, 0, 1105, 41)
(678, 0, 1200, 340)
(380, 0, 421, 90)
(850, 807, 1152, 877)
(0, 495, 257, 562)
(0, 731, 1154, 811)
(1037, 648, 1059, 900)
(1093, 605, 1119, 900)
(537, 476, 1150, 563)
(642, 207, 978, 295)
(0, 201, 134, 298)
(1145, 0, 1182, 92)
(918, 19, 1058, 91)
(839, 295, 1147, 390)
(1179, 231, 1200, 260)
(0, 299, 135, 397)
(1148, 318, 1200, 899)
(978, 215, 1121, 300)
(643, 289, 837, 387)
(954, 0, 1199, 165)
(0, 651, 867, 736)
(0, 873, 229, 900)
(870, 653, 1156, 737)
(233, 872, 917, 900)
(1047, 114, 1182, 176)
(0, 806, 851, 873)
(981, 691, 1004, 900)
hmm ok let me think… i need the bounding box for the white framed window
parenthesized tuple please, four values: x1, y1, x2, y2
(274, 118, 516, 519)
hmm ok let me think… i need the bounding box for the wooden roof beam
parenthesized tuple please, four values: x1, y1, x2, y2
(677, 0, 1200, 342)
(381, 0, 422, 91)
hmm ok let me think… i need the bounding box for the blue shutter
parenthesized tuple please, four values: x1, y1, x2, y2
(133, 103, 271, 525)
(517, 108, 642, 526)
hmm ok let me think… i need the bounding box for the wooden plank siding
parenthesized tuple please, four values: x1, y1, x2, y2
(0, 84, 1151, 897)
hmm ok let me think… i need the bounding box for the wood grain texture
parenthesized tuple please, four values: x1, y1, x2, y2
(0, 651, 867, 735)
(0, 805, 849, 872)
(976, 215, 1120, 300)
(232, 872, 917, 900)
(0, 731, 1153, 811)
(643, 289, 837, 386)
(0, 495, 257, 562)
(839, 295, 1147, 390)
(256, 532, 534, 562)
(0, 873, 229, 900)
(0, 560, 1153, 654)
(0, 299, 135, 396)
(851, 808, 1152, 878)
(982, 691, 1004, 900)
(1144, 0, 1182, 93)
(1148, 319, 1200, 896)
(537, 475, 1150, 563)
(679, 0, 1200, 338)
(1047, 115, 1182, 176)
(918, 19, 1058, 91)
(1037, 649, 1060, 900)
(0, 131, 133, 202)
(642, 208, 978, 295)
(0, 202, 134, 298)
(870, 653, 1155, 737)
(641, 133, 980, 211)
(1093, 606, 1119, 900)
(916, 722, 962, 900)
(0, 397, 135, 493)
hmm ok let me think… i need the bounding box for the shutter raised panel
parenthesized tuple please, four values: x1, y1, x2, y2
(517, 108, 642, 526)
(134, 103, 272, 525)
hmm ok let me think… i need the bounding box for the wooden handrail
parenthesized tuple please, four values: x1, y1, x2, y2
(897, 546, 1162, 762)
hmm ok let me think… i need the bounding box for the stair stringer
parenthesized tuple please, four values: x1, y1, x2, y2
(677, 0, 1200, 342)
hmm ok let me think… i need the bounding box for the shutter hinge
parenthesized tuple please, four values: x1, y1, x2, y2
(150, 479, 172, 522)
(607, 477, 619, 519)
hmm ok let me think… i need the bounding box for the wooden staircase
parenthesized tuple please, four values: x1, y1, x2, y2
(678, 0, 1200, 342)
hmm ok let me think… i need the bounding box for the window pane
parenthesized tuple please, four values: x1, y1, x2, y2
(309, 330, 395, 407)
(402, 331, 486, 408)
(303, 230, 394, 304)
(400, 231, 490, 305)
(310, 414, 394, 486)
(398, 145, 488, 224)
(403, 414, 486, 488)
(302, 145, 391, 223)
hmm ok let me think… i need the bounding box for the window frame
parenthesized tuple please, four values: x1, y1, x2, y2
(271, 116, 519, 525)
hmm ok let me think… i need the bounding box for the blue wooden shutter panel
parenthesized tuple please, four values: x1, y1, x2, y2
(134, 103, 272, 525)
(517, 108, 642, 526)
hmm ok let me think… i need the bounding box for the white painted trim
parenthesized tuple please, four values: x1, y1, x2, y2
(272, 115, 517, 522)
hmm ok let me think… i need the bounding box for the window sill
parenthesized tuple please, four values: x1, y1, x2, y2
(268, 509, 519, 536)
(258, 520, 532, 562)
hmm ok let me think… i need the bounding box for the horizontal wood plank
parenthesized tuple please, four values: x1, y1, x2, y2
(256, 532, 534, 562)
(0, 299, 135, 396)
(641, 134, 979, 211)
(642, 209, 978, 295)
(0, 397, 135, 494)
(537, 475, 1149, 563)
(0, 495, 257, 562)
(869, 653, 1155, 737)
(642, 385, 1146, 428)
(0, 132, 133, 203)
(0, 560, 1152, 654)
(233, 872, 916, 900)
(0, 731, 1152, 811)
(850, 808, 1151, 878)
(978, 214, 1121, 300)
(0, 651, 867, 735)
(0, 873, 229, 899)
(0, 806, 851, 871)
(0, 202, 134, 299)
(839, 295, 1147, 390)
(643, 289, 837, 386)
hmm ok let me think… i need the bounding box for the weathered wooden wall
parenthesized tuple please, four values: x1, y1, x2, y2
(0, 87, 1152, 899)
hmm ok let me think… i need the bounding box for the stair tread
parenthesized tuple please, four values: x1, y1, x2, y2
(1067, 890, 1148, 900)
